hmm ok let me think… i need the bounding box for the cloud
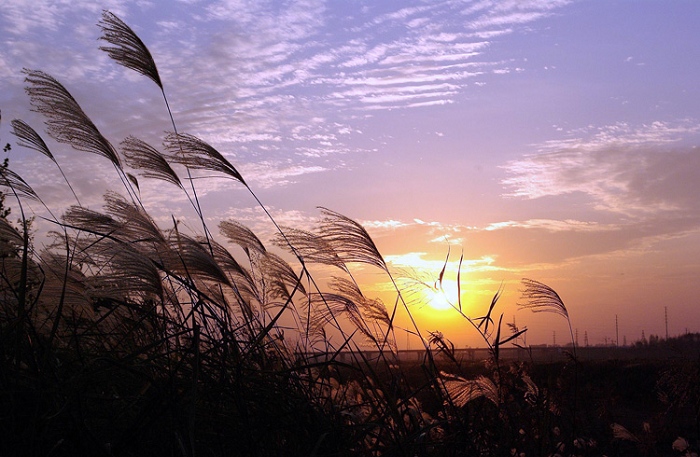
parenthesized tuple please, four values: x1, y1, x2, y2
(483, 219, 611, 232)
(493, 120, 700, 269)
(502, 121, 700, 213)
(241, 162, 327, 188)
(1, 0, 571, 200)
(361, 219, 411, 230)
(384, 251, 498, 276)
(468, 11, 547, 29)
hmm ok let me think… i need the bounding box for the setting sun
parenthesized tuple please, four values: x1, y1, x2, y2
(425, 287, 452, 311)
(425, 279, 462, 312)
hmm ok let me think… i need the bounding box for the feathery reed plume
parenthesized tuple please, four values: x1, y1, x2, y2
(62, 205, 121, 235)
(258, 251, 306, 300)
(393, 269, 436, 308)
(165, 132, 246, 185)
(121, 136, 183, 188)
(309, 290, 373, 343)
(329, 277, 389, 326)
(99, 9, 215, 256)
(98, 10, 162, 89)
(83, 239, 164, 301)
(273, 226, 349, 273)
(10, 119, 53, 161)
(303, 277, 390, 345)
(611, 423, 640, 442)
(518, 278, 569, 319)
(204, 237, 259, 307)
(317, 207, 387, 272)
(95, 12, 317, 294)
(219, 219, 266, 256)
(204, 237, 249, 280)
(164, 232, 231, 287)
(316, 208, 430, 354)
(23, 70, 121, 168)
(520, 277, 578, 435)
(62, 192, 167, 267)
(39, 249, 93, 316)
(440, 371, 499, 407)
(0, 167, 40, 202)
(11, 119, 82, 205)
(103, 191, 165, 245)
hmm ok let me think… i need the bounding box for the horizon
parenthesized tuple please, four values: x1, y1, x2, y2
(2, 0, 700, 348)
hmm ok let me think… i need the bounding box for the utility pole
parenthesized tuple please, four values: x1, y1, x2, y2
(584, 331, 589, 347)
(616, 314, 619, 347)
(553, 331, 556, 347)
(665, 306, 669, 340)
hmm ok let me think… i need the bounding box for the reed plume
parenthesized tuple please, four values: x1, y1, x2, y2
(257, 251, 306, 301)
(0, 167, 40, 202)
(165, 132, 246, 185)
(121, 136, 183, 189)
(10, 119, 53, 161)
(12, 119, 82, 206)
(164, 231, 231, 287)
(318, 207, 387, 272)
(518, 278, 569, 319)
(23, 70, 121, 168)
(273, 226, 349, 273)
(440, 371, 499, 407)
(219, 219, 266, 256)
(98, 10, 162, 89)
(0, 216, 24, 248)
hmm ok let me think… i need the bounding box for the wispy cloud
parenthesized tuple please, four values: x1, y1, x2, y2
(241, 162, 327, 188)
(483, 219, 612, 232)
(502, 121, 700, 213)
(1, 0, 571, 194)
(491, 119, 700, 270)
(385, 251, 497, 271)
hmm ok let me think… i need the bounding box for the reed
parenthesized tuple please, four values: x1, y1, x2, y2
(1, 10, 666, 457)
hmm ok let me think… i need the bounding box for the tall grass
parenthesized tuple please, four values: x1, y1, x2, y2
(0, 11, 607, 457)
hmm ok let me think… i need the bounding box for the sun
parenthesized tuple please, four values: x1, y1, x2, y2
(426, 288, 452, 310)
(424, 279, 460, 311)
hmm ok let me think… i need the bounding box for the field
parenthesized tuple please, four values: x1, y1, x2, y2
(1, 11, 699, 457)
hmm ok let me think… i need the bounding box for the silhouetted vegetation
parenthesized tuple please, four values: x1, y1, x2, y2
(1, 11, 698, 456)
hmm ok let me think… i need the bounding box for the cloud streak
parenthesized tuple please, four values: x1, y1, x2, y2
(502, 121, 700, 214)
(0, 0, 572, 191)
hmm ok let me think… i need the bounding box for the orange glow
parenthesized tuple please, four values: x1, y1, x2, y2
(425, 287, 452, 310)
(424, 279, 462, 312)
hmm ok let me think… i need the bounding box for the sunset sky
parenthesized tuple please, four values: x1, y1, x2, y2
(2, 0, 700, 348)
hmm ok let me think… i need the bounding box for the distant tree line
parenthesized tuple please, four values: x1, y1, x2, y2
(633, 331, 700, 350)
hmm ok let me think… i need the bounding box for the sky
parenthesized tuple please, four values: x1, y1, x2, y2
(1, 0, 700, 348)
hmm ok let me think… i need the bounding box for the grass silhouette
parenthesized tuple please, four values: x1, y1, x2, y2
(1, 10, 698, 457)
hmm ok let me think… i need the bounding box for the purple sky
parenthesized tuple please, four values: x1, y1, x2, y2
(2, 0, 700, 347)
